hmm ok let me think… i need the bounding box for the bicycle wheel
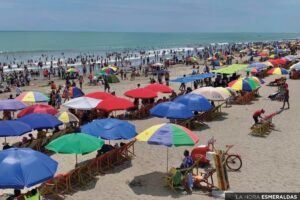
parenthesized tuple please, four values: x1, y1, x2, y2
(226, 155, 242, 171)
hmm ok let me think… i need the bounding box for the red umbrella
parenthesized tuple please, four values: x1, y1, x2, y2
(269, 58, 286, 66)
(259, 52, 268, 57)
(124, 88, 157, 99)
(17, 104, 58, 118)
(145, 84, 173, 93)
(96, 97, 134, 112)
(85, 92, 113, 100)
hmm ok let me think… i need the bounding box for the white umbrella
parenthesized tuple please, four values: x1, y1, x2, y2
(191, 87, 230, 101)
(63, 97, 101, 110)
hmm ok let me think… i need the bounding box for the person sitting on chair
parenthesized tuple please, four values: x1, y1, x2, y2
(180, 150, 194, 169)
(253, 109, 265, 124)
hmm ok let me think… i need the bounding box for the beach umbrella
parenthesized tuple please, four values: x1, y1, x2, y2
(263, 61, 274, 67)
(269, 58, 286, 66)
(247, 76, 265, 85)
(124, 88, 157, 99)
(71, 87, 84, 98)
(15, 91, 49, 103)
(81, 118, 136, 140)
(18, 113, 63, 130)
(267, 67, 289, 75)
(290, 62, 300, 71)
(96, 97, 134, 112)
(63, 97, 102, 110)
(259, 52, 269, 57)
(85, 91, 114, 100)
(17, 104, 58, 118)
(150, 102, 194, 119)
(228, 78, 260, 92)
(0, 99, 26, 111)
(67, 68, 79, 73)
(136, 123, 199, 171)
(46, 133, 104, 164)
(191, 87, 230, 101)
(0, 121, 32, 142)
(99, 67, 116, 75)
(55, 111, 79, 124)
(174, 93, 212, 112)
(145, 84, 173, 93)
(0, 148, 58, 189)
(247, 62, 267, 69)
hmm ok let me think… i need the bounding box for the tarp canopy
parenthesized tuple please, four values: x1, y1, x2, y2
(170, 73, 215, 83)
(212, 64, 247, 74)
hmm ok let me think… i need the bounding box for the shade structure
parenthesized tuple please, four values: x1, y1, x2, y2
(17, 104, 58, 118)
(269, 58, 287, 66)
(174, 93, 212, 112)
(124, 88, 157, 99)
(150, 102, 194, 119)
(290, 62, 300, 71)
(67, 68, 79, 73)
(136, 123, 199, 147)
(85, 92, 114, 100)
(100, 67, 116, 75)
(81, 118, 137, 140)
(0, 148, 58, 189)
(18, 113, 63, 130)
(71, 87, 84, 98)
(55, 111, 79, 124)
(191, 86, 230, 101)
(145, 84, 173, 93)
(247, 62, 267, 69)
(228, 78, 260, 92)
(246, 76, 264, 85)
(0, 121, 31, 137)
(46, 133, 104, 154)
(96, 97, 134, 112)
(267, 67, 289, 75)
(15, 91, 49, 103)
(0, 99, 26, 111)
(63, 97, 102, 110)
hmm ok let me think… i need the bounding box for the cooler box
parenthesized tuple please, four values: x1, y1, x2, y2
(191, 145, 210, 163)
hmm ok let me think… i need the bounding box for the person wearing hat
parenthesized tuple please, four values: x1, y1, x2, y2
(253, 109, 265, 124)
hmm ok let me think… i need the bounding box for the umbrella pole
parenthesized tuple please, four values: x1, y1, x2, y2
(166, 148, 169, 172)
(75, 154, 78, 166)
(4, 137, 6, 143)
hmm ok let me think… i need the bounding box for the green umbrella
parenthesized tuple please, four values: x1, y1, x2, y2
(46, 133, 104, 164)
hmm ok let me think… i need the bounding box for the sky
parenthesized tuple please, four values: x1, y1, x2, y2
(0, 0, 298, 32)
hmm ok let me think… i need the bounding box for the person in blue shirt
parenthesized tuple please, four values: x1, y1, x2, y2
(180, 150, 194, 169)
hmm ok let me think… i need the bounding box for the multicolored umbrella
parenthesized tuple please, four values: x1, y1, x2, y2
(85, 92, 114, 100)
(228, 78, 260, 91)
(100, 67, 116, 75)
(150, 102, 194, 119)
(15, 91, 49, 103)
(124, 88, 157, 99)
(17, 104, 58, 118)
(67, 68, 79, 73)
(145, 84, 173, 93)
(0, 99, 26, 111)
(96, 97, 134, 112)
(191, 86, 230, 101)
(71, 87, 84, 98)
(267, 67, 289, 75)
(0, 148, 58, 189)
(55, 111, 79, 124)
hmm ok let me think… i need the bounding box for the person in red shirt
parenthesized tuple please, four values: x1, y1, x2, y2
(281, 87, 290, 109)
(253, 109, 265, 124)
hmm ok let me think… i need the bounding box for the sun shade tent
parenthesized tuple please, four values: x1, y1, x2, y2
(212, 64, 247, 74)
(170, 73, 215, 83)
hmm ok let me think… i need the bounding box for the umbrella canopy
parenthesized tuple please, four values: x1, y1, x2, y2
(46, 133, 104, 154)
(290, 62, 300, 71)
(191, 86, 230, 101)
(15, 91, 49, 103)
(0, 99, 26, 111)
(145, 84, 173, 93)
(67, 68, 79, 73)
(63, 97, 102, 110)
(124, 88, 157, 99)
(71, 87, 84, 98)
(81, 118, 136, 140)
(55, 111, 79, 124)
(150, 102, 194, 119)
(0, 121, 32, 137)
(228, 78, 260, 92)
(96, 97, 134, 112)
(174, 93, 212, 112)
(267, 67, 289, 75)
(269, 58, 287, 66)
(247, 76, 265, 85)
(136, 123, 199, 147)
(17, 104, 58, 118)
(18, 113, 63, 130)
(0, 148, 58, 189)
(99, 67, 116, 75)
(247, 62, 267, 69)
(85, 92, 114, 100)
(259, 52, 269, 57)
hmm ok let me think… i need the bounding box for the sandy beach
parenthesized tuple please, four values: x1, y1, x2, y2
(1, 56, 299, 200)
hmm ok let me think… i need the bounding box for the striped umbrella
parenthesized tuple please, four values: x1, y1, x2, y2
(228, 78, 260, 91)
(55, 111, 79, 124)
(15, 91, 49, 103)
(267, 67, 289, 75)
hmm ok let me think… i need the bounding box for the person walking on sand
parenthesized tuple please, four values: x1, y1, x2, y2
(281, 86, 290, 109)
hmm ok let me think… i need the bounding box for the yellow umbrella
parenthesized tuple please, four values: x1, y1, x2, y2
(55, 111, 79, 124)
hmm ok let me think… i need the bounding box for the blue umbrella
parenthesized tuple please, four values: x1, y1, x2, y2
(0, 148, 58, 189)
(81, 118, 136, 140)
(72, 87, 84, 98)
(150, 102, 194, 119)
(0, 99, 27, 111)
(174, 93, 212, 112)
(18, 113, 63, 130)
(247, 62, 267, 69)
(0, 121, 32, 142)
